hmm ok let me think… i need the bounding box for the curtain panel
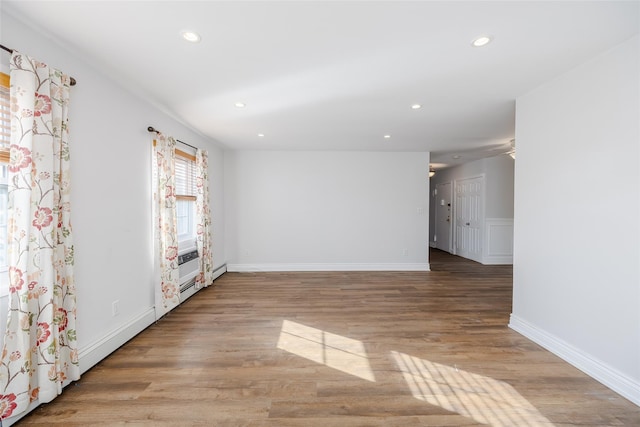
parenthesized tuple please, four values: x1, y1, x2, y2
(195, 149, 213, 288)
(0, 51, 79, 420)
(153, 134, 180, 319)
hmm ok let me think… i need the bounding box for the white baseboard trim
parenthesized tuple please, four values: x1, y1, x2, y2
(4, 267, 230, 426)
(509, 314, 640, 406)
(482, 255, 513, 265)
(211, 263, 227, 281)
(70, 266, 226, 387)
(227, 263, 431, 272)
(78, 308, 156, 374)
(182, 264, 228, 301)
(3, 309, 157, 426)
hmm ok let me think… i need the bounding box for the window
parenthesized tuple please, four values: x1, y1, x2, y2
(175, 148, 197, 253)
(152, 139, 198, 256)
(0, 73, 10, 294)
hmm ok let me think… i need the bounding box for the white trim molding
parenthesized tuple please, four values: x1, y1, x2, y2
(183, 264, 227, 300)
(483, 218, 513, 265)
(5, 266, 232, 426)
(227, 263, 430, 273)
(211, 264, 227, 281)
(78, 308, 156, 374)
(509, 314, 640, 406)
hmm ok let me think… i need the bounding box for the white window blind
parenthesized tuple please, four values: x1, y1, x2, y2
(175, 151, 196, 199)
(0, 73, 9, 150)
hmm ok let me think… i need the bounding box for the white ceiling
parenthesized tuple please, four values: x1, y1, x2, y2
(3, 1, 638, 169)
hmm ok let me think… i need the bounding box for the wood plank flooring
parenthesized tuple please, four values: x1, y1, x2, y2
(16, 249, 640, 425)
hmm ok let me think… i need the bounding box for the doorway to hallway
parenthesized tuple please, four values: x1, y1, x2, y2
(434, 181, 453, 253)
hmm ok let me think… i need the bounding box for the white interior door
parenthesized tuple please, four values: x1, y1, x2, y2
(435, 182, 453, 253)
(454, 176, 484, 263)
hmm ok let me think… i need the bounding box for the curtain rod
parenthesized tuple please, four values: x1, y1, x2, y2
(147, 126, 197, 150)
(1, 43, 77, 86)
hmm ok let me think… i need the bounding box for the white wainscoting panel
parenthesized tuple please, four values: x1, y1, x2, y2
(483, 218, 513, 265)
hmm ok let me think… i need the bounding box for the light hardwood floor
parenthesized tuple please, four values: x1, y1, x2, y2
(16, 249, 640, 426)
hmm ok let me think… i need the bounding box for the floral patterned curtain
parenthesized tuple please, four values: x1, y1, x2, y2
(195, 149, 213, 288)
(0, 52, 79, 420)
(153, 133, 180, 319)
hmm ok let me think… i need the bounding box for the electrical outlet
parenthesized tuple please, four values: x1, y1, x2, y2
(112, 300, 120, 317)
(402, 248, 409, 256)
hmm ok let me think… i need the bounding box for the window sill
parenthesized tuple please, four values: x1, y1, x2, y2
(178, 238, 197, 256)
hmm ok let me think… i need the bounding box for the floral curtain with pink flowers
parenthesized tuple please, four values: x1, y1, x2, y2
(153, 133, 180, 319)
(0, 51, 79, 420)
(195, 149, 213, 288)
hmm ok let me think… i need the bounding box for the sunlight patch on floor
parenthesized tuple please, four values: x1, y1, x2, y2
(391, 351, 554, 426)
(277, 320, 376, 382)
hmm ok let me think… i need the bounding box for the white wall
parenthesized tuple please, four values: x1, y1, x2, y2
(510, 35, 640, 405)
(225, 151, 430, 271)
(1, 8, 226, 384)
(429, 154, 515, 264)
(484, 155, 516, 219)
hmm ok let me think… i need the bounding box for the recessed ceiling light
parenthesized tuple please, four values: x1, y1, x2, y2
(452, 155, 461, 159)
(258, 133, 265, 137)
(384, 134, 391, 139)
(472, 36, 492, 47)
(181, 31, 201, 43)
(411, 104, 422, 110)
(235, 102, 246, 108)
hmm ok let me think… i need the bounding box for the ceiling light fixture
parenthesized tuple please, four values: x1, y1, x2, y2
(472, 36, 492, 47)
(429, 167, 436, 178)
(235, 102, 246, 108)
(452, 155, 461, 159)
(181, 31, 201, 43)
(383, 134, 391, 139)
(258, 133, 265, 137)
(411, 104, 422, 110)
